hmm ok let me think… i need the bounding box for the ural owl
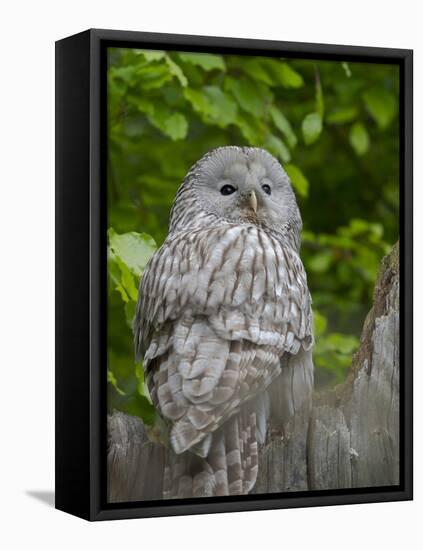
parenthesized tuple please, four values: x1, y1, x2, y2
(134, 146, 314, 498)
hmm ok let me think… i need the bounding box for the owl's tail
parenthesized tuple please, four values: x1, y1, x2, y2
(163, 402, 260, 498)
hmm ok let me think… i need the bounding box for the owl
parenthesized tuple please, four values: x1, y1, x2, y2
(134, 146, 314, 498)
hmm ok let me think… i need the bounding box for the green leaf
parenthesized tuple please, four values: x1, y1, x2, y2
(241, 58, 274, 85)
(265, 134, 291, 163)
(349, 122, 370, 155)
(109, 65, 137, 84)
(135, 362, 149, 400)
(115, 254, 138, 301)
(326, 106, 359, 124)
(262, 60, 304, 88)
(313, 310, 328, 337)
(185, 86, 237, 127)
(124, 301, 136, 329)
(107, 369, 126, 396)
(108, 228, 157, 278)
(347, 218, 382, 237)
(269, 105, 297, 148)
(284, 163, 309, 197)
(178, 53, 226, 72)
(341, 61, 352, 78)
(315, 73, 324, 119)
(108, 250, 130, 302)
(108, 248, 123, 289)
(131, 96, 154, 116)
(308, 251, 332, 273)
(302, 112, 322, 145)
(369, 222, 384, 239)
(163, 113, 188, 141)
(135, 63, 173, 90)
(118, 393, 156, 425)
(146, 104, 188, 140)
(141, 50, 166, 62)
(184, 87, 212, 115)
(203, 86, 238, 127)
(278, 63, 304, 88)
(225, 77, 267, 117)
(234, 113, 264, 145)
(165, 56, 188, 87)
(326, 333, 360, 354)
(363, 88, 397, 129)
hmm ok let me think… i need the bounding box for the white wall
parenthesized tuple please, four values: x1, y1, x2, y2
(0, 1, 420, 548)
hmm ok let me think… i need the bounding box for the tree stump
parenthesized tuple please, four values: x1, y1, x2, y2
(107, 243, 400, 502)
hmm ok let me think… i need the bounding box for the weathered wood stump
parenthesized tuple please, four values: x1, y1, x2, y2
(108, 243, 399, 502)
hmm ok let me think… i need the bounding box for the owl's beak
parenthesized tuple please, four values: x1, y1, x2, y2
(248, 191, 258, 213)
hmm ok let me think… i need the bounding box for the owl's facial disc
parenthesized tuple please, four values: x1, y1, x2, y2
(216, 161, 280, 223)
(191, 146, 301, 234)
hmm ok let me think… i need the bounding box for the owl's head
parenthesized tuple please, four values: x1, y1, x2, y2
(170, 146, 302, 246)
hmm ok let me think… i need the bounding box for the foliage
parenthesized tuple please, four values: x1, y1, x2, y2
(107, 48, 399, 419)
(108, 228, 156, 423)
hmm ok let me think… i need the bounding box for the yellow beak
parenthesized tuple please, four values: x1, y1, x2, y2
(249, 191, 258, 213)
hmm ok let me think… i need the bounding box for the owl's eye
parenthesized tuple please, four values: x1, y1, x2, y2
(220, 184, 237, 196)
(262, 184, 271, 195)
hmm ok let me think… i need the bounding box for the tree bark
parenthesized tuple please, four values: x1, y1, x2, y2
(107, 243, 400, 502)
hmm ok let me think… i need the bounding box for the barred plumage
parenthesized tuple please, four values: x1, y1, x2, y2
(134, 146, 314, 498)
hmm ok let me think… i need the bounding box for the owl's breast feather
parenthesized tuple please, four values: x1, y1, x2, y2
(137, 224, 313, 361)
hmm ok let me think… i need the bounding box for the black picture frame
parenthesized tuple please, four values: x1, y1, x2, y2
(55, 28, 413, 521)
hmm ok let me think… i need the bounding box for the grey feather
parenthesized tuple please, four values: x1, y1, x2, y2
(134, 146, 314, 497)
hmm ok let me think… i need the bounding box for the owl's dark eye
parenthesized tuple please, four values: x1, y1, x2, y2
(220, 184, 237, 196)
(262, 184, 271, 195)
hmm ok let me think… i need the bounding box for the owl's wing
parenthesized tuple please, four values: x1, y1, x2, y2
(269, 346, 314, 430)
(134, 224, 313, 454)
